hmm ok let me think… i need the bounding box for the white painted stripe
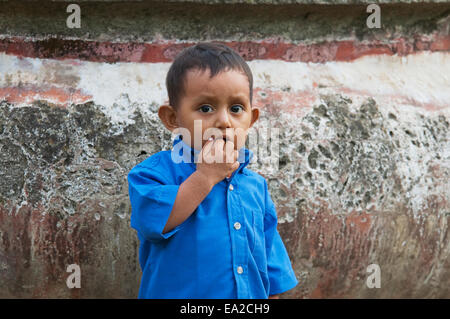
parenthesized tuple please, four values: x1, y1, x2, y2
(1, 52, 449, 125)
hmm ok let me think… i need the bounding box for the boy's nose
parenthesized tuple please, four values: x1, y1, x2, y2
(215, 108, 232, 129)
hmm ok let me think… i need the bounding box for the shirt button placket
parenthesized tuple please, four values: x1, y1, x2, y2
(228, 179, 249, 298)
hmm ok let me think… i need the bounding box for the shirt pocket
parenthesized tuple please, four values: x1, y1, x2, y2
(249, 209, 268, 273)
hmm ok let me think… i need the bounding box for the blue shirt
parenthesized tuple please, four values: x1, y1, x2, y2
(127, 134, 298, 299)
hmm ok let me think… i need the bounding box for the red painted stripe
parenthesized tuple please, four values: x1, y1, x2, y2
(0, 35, 448, 64)
(2, 84, 446, 113)
(0, 86, 92, 107)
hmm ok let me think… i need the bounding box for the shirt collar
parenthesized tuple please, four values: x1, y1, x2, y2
(171, 134, 253, 176)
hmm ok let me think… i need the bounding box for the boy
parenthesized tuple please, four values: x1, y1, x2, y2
(127, 42, 298, 299)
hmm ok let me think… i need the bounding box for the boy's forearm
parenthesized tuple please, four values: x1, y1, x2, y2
(162, 170, 214, 234)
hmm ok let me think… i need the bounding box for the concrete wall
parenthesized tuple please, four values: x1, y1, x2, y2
(0, 0, 449, 298)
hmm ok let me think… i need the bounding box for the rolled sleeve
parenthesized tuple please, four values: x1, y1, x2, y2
(263, 180, 299, 296)
(127, 164, 181, 242)
(267, 231, 298, 295)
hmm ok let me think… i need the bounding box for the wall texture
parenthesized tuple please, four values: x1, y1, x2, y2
(0, 0, 449, 298)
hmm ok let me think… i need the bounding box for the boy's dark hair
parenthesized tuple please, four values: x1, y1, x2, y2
(166, 42, 253, 110)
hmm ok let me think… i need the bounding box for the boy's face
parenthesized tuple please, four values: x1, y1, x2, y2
(170, 68, 259, 151)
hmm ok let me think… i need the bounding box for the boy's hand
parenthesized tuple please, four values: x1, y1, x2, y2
(196, 137, 240, 186)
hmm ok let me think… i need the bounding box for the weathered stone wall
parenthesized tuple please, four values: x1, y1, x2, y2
(0, 0, 449, 298)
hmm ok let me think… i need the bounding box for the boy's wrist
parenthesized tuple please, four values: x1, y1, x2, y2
(193, 170, 216, 190)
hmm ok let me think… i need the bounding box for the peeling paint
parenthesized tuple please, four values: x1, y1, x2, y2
(0, 0, 449, 299)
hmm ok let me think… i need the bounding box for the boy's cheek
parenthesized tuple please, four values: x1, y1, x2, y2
(235, 131, 248, 150)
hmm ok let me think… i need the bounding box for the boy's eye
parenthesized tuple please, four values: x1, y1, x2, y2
(198, 104, 244, 113)
(230, 104, 244, 113)
(198, 105, 213, 113)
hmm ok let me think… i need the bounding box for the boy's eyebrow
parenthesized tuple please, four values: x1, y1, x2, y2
(195, 93, 249, 102)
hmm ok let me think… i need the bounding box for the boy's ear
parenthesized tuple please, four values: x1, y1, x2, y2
(158, 104, 179, 131)
(249, 106, 260, 128)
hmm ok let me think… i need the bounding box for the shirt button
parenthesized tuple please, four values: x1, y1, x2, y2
(229, 184, 234, 191)
(234, 222, 241, 230)
(237, 266, 243, 274)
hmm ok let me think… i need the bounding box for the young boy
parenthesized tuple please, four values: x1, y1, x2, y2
(127, 42, 298, 299)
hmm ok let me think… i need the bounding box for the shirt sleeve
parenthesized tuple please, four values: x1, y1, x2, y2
(127, 162, 182, 243)
(263, 179, 299, 296)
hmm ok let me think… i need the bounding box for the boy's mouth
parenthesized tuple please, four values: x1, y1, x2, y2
(207, 135, 234, 144)
(223, 135, 235, 144)
(211, 136, 231, 142)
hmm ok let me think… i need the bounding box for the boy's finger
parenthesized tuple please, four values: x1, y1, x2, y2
(202, 137, 215, 155)
(224, 141, 235, 163)
(202, 137, 217, 164)
(213, 138, 225, 158)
